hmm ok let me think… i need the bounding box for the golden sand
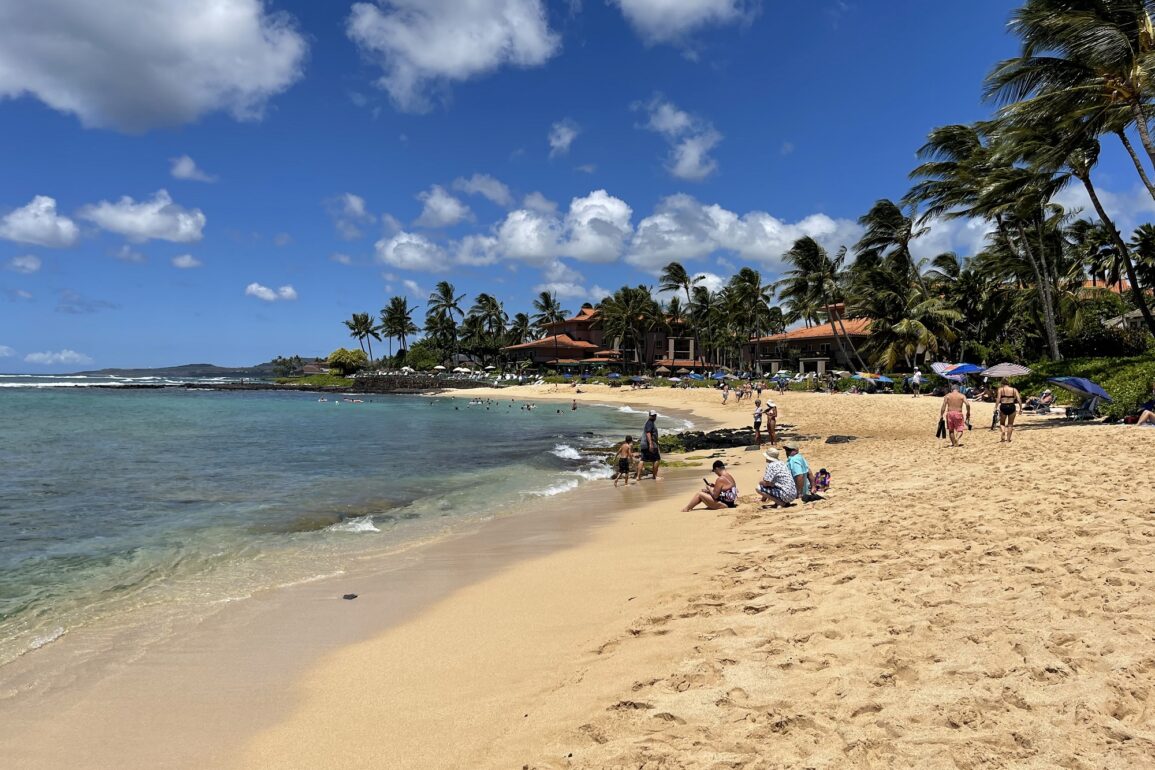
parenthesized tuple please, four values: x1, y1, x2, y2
(238, 384, 1155, 769)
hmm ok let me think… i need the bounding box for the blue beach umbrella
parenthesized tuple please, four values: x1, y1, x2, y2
(607, 372, 621, 379)
(1047, 376, 1113, 403)
(687, 373, 705, 381)
(874, 375, 895, 384)
(946, 363, 983, 375)
(712, 371, 726, 380)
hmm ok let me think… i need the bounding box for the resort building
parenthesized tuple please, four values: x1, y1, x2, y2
(754, 317, 872, 375)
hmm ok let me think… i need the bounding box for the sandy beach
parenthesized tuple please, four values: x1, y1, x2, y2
(230, 383, 1155, 769)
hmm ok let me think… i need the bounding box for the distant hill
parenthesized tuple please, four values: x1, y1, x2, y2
(74, 361, 290, 378)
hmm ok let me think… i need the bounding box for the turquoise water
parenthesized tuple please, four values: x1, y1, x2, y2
(0, 380, 663, 669)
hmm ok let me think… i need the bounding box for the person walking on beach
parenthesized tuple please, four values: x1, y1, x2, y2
(721, 382, 729, 405)
(612, 436, 634, 486)
(912, 367, 923, 397)
(996, 378, 1022, 443)
(940, 383, 970, 447)
(752, 399, 766, 445)
(681, 460, 738, 511)
(637, 410, 661, 481)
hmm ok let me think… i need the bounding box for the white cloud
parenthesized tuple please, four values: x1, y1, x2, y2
(374, 231, 449, 271)
(170, 155, 216, 182)
(549, 119, 580, 157)
(6, 254, 41, 274)
(346, 0, 559, 112)
(452, 174, 513, 207)
(611, 0, 749, 44)
(245, 282, 297, 301)
(402, 278, 425, 296)
(11, 290, 32, 300)
(115, 245, 146, 263)
(0, 0, 307, 132)
(415, 185, 473, 228)
(496, 209, 561, 264)
(455, 234, 500, 266)
(80, 190, 205, 243)
(576, 163, 597, 174)
(330, 252, 354, 265)
(327, 193, 376, 240)
(172, 254, 202, 269)
(0, 345, 13, 357)
(523, 191, 558, 214)
(0, 196, 80, 247)
(24, 349, 93, 366)
(637, 96, 722, 181)
(626, 193, 860, 272)
(563, 189, 633, 262)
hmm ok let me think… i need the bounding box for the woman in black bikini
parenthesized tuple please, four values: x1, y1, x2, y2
(996, 378, 1022, 443)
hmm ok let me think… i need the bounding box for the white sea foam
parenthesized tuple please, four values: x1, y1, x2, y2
(550, 443, 582, 460)
(276, 570, 347, 589)
(28, 627, 66, 651)
(566, 464, 614, 481)
(532, 479, 581, 497)
(326, 517, 380, 533)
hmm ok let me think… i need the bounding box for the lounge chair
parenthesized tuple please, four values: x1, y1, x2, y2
(1065, 395, 1101, 421)
(1024, 390, 1055, 414)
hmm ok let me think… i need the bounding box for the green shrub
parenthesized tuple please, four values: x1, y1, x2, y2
(1014, 354, 1155, 420)
(275, 374, 354, 387)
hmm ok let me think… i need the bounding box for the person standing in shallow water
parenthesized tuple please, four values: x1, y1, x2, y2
(637, 410, 661, 481)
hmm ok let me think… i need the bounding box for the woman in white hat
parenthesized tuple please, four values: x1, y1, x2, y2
(757, 447, 796, 507)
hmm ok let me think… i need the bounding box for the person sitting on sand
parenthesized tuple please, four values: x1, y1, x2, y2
(940, 383, 970, 447)
(757, 448, 797, 508)
(612, 436, 634, 486)
(1134, 381, 1155, 426)
(682, 460, 738, 511)
(783, 441, 817, 502)
(814, 468, 831, 493)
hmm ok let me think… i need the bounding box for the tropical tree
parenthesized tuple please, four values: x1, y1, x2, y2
(380, 296, 419, 359)
(506, 312, 533, 348)
(855, 199, 930, 293)
(660, 261, 705, 364)
(343, 312, 379, 360)
(530, 291, 569, 334)
(598, 285, 661, 370)
(425, 281, 465, 363)
(778, 237, 868, 371)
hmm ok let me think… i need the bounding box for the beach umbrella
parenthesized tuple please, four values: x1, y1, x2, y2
(676, 367, 690, 374)
(668, 376, 681, 382)
(400, 365, 414, 372)
(712, 371, 727, 380)
(655, 366, 671, 374)
(484, 365, 496, 370)
(946, 363, 983, 375)
(1047, 376, 1113, 403)
(982, 362, 1031, 378)
(433, 365, 446, 370)
(875, 375, 895, 383)
(607, 372, 621, 379)
(930, 361, 955, 377)
(687, 373, 705, 381)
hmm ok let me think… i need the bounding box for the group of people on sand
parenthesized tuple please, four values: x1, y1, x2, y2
(611, 410, 663, 486)
(719, 380, 765, 406)
(939, 377, 1041, 446)
(681, 441, 829, 512)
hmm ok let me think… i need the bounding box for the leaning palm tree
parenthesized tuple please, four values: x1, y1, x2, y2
(778, 237, 868, 371)
(426, 281, 465, 363)
(855, 199, 930, 293)
(530, 291, 569, 334)
(660, 261, 705, 364)
(343, 312, 379, 360)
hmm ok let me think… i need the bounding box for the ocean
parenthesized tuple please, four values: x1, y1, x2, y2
(0, 376, 680, 679)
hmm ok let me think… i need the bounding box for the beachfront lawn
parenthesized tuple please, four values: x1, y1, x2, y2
(275, 374, 355, 388)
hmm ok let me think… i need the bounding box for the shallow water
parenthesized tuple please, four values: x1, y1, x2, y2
(0, 384, 656, 672)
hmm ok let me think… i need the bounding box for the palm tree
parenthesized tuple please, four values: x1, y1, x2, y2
(467, 293, 508, 364)
(855, 199, 930, 293)
(724, 267, 775, 371)
(530, 291, 569, 335)
(660, 261, 704, 364)
(506, 312, 532, 348)
(778, 237, 867, 371)
(380, 296, 419, 359)
(426, 281, 465, 363)
(343, 312, 379, 360)
(597, 286, 661, 371)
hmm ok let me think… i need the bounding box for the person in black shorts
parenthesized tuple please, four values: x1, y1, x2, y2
(637, 410, 661, 481)
(613, 436, 634, 486)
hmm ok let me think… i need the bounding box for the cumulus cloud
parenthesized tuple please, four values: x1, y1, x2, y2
(549, 119, 580, 157)
(374, 231, 449, 271)
(523, 192, 558, 214)
(415, 185, 473, 228)
(402, 278, 425, 296)
(23, 349, 93, 366)
(80, 190, 205, 243)
(563, 189, 633, 262)
(0, 345, 13, 356)
(245, 282, 297, 301)
(327, 193, 376, 240)
(0, 195, 80, 247)
(455, 234, 500, 266)
(0, 0, 307, 132)
(170, 155, 216, 182)
(57, 290, 118, 314)
(611, 0, 751, 44)
(346, 0, 559, 112)
(115, 245, 147, 263)
(637, 96, 721, 181)
(496, 209, 562, 263)
(330, 252, 354, 265)
(452, 174, 513, 207)
(626, 193, 860, 272)
(6, 254, 41, 274)
(172, 254, 202, 269)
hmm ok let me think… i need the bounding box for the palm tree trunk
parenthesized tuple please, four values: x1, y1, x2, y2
(822, 300, 854, 370)
(1115, 129, 1155, 201)
(832, 309, 868, 371)
(1129, 101, 1155, 171)
(1079, 172, 1155, 339)
(1008, 219, 1063, 361)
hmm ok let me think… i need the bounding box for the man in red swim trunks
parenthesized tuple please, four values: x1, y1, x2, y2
(940, 382, 970, 447)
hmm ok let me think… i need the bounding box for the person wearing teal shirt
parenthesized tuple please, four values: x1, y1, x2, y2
(783, 441, 813, 500)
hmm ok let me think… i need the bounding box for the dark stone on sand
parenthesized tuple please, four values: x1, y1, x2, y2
(825, 435, 857, 444)
(671, 425, 796, 452)
(342, 593, 358, 600)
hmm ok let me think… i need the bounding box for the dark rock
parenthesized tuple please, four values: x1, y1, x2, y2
(667, 425, 796, 452)
(825, 435, 857, 444)
(342, 593, 358, 600)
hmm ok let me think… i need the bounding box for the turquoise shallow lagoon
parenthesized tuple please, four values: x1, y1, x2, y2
(0, 380, 657, 671)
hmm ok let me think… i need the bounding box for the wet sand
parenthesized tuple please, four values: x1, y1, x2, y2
(239, 384, 1155, 769)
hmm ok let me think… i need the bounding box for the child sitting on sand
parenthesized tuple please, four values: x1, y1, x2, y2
(814, 468, 831, 493)
(612, 436, 634, 487)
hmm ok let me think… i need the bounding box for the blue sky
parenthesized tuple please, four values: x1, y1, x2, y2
(1, 0, 1150, 370)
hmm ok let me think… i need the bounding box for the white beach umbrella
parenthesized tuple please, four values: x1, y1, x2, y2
(485, 365, 496, 370)
(982, 362, 1031, 378)
(433, 365, 446, 370)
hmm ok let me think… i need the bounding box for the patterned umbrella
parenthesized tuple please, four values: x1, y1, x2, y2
(982, 362, 1031, 378)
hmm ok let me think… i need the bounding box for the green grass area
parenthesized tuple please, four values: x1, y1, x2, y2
(274, 374, 355, 388)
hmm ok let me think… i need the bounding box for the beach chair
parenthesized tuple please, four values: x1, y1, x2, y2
(1065, 395, 1101, 421)
(1024, 390, 1055, 414)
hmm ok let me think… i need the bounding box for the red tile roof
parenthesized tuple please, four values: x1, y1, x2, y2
(501, 333, 599, 352)
(757, 317, 872, 343)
